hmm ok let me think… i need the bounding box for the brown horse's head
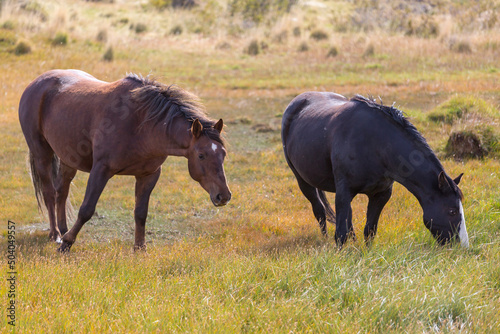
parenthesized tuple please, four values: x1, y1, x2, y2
(187, 119, 231, 206)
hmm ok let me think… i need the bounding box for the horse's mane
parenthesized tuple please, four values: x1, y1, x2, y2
(351, 95, 449, 176)
(127, 73, 225, 146)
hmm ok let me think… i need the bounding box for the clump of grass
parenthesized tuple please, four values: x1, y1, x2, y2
(292, 26, 301, 37)
(326, 46, 338, 57)
(52, 32, 68, 46)
(14, 39, 32, 55)
(150, 0, 196, 10)
(363, 43, 375, 57)
(1, 20, 16, 30)
(96, 29, 108, 43)
(102, 46, 113, 61)
(20, 1, 48, 22)
(170, 25, 183, 35)
(245, 39, 260, 55)
(454, 41, 472, 53)
(134, 23, 147, 34)
(310, 29, 328, 41)
(273, 30, 288, 43)
(0, 29, 17, 48)
(216, 41, 232, 50)
(428, 95, 498, 124)
(445, 130, 487, 160)
(228, 0, 297, 24)
(298, 41, 309, 52)
(405, 18, 440, 38)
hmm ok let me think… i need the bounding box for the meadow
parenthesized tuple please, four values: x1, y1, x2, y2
(0, 0, 499, 332)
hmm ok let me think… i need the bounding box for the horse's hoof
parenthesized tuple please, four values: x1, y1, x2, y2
(133, 244, 147, 252)
(57, 242, 72, 253)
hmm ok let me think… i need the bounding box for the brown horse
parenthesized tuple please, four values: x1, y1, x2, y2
(19, 69, 231, 252)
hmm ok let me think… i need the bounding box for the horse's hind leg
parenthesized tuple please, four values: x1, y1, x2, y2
(364, 187, 392, 245)
(295, 177, 331, 236)
(54, 163, 77, 236)
(58, 163, 112, 252)
(334, 182, 355, 247)
(133, 169, 161, 251)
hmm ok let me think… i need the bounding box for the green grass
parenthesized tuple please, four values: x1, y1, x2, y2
(1, 0, 500, 332)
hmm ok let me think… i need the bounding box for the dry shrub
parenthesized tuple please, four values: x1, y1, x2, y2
(245, 39, 259, 55)
(363, 43, 375, 57)
(96, 29, 108, 43)
(326, 46, 338, 57)
(445, 131, 487, 160)
(51, 32, 68, 46)
(102, 46, 113, 61)
(134, 23, 147, 34)
(298, 41, 308, 52)
(170, 25, 183, 35)
(273, 30, 288, 44)
(310, 29, 328, 41)
(292, 26, 301, 37)
(14, 39, 32, 55)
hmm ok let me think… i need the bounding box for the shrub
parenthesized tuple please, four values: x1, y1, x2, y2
(455, 41, 472, 53)
(229, 0, 298, 24)
(428, 95, 498, 124)
(363, 43, 375, 57)
(445, 130, 487, 160)
(0, 29, 17, 48)
(245, 39, 259, 55)
(52, 32, 68, 46)
(310, 29, 328, 41)
(170, 25, 183, 35)
(135, 23, 147, 34)
(20, 1, 48, 22)
(273, 30, 288, 43)
(298, 41, 309, 52)
(102, 46, 113, 61)
(96, 29, 108, 42)
(1, 21, 15, 30)
(326, 46, 338, 57)
(14, 40, 32, 55)
(292, 26, 301, 37)
(150, 0, 196, 10)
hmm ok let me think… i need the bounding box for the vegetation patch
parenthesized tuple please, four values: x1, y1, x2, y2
(52, 32, 68, 46)
(14, 39, 32, 55)
(428, 95, 499, 124)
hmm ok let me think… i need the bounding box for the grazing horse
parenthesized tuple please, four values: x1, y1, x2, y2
(19, 69, 231, 252)
(281, 92, 469, 248)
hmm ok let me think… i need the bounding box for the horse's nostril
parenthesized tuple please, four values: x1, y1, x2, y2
(216, 193, 222, 202)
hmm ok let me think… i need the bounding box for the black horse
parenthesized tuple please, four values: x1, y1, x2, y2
(281, 92, 469, 248)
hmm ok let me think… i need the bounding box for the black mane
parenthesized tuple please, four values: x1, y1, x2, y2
(127, 74, 224, 146)
(351, 94, 445, 171)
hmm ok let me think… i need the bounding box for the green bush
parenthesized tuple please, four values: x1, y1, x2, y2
(102, 46, 113, 61)
(245, 39, 259, 55)
(134, 23, 147, 34)
(52, 32, 68, 46)
(310, 29, 328, 41)
(14, 40, 32, 55)
(428, 95, 498, 124)
(229, 0, 298, 24)
(149, 0, 196, 10)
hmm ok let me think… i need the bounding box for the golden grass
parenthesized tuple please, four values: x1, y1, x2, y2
(0, 0, 499, 332)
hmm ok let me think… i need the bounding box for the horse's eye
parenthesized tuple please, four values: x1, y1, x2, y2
(198, 154, 205, 160)
(448, 209, 458, 216)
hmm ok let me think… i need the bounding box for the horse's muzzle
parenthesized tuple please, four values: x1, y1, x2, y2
(212, 192, 231, 207)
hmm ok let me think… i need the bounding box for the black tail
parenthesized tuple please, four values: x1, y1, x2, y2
(316, 189, 336, 223)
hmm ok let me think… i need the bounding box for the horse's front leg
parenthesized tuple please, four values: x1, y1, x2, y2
(133, 169, 161, 251)
(364, 187, 392, 245)
(58, 164, 112, 253)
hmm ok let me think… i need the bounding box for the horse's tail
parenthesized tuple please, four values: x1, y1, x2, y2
(317, 189, 336, 223)
(28, 152, 74, 221)
(28, 150, 46, 211)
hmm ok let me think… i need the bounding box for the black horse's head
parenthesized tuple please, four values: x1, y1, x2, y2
(423, 172, 468, 247)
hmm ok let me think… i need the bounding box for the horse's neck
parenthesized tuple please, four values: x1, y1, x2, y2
(145, 118, 191, 158)
(387, 139, 442, 205)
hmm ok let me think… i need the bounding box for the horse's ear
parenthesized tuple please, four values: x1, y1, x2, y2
(191, 119, 203, 138)
(438, 171, 451, 192)
(214, 119, 223, 133)
(453, 173, 464, 185)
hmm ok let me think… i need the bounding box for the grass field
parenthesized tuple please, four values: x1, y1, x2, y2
(1, 0, 499, 332)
